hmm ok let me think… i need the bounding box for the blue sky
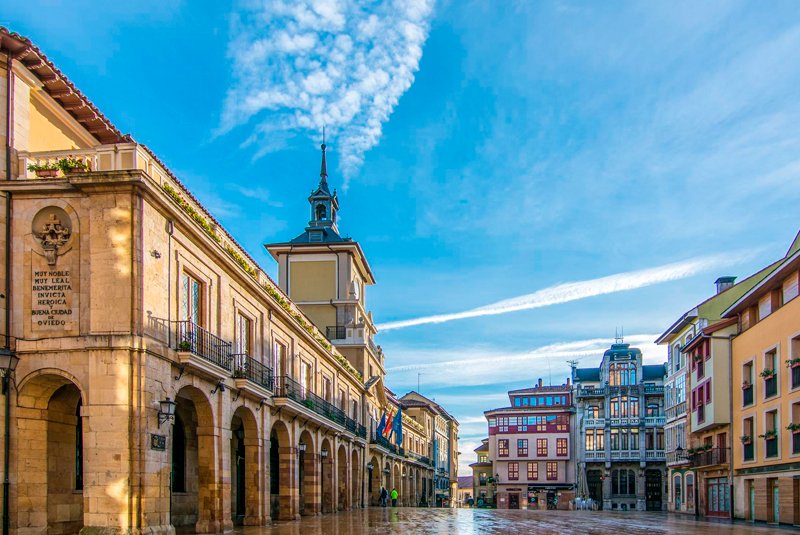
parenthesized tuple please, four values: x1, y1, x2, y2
(5, 1, 800, 474)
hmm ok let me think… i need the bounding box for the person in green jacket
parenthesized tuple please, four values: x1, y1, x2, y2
(391, 487, 398, 507)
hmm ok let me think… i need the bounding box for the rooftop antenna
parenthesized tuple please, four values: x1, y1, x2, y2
(417, 372, 423, 393)
(615, 326, 624, 344)
(547, 356, 552, 386)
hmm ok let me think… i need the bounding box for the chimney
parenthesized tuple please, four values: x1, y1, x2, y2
(538, 378, 543, 387)
(715, 276, 736, 294)
(566, 378, 571, 387)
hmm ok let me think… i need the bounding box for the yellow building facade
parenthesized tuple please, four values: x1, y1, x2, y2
(727, 234, 800, 526)
(0, 27, 452, 535)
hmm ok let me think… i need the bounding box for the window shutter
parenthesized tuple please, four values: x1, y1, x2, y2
(758, 294, 772, 320)
(783, 271, 799, 303)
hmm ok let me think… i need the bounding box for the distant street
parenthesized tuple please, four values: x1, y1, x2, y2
(239, 508, 785, 535)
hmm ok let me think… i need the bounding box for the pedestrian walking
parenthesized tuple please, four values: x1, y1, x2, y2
(379, 486, 388, 507)
(391, 487, 398, 507)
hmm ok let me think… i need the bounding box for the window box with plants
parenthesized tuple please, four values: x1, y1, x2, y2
(741, 381, 752, 390)
(57, 157, 90, 174)
(177, 340, 192, 352)
(740, 435, 752, 445)
(27, 162, 60, 178)
(786, 358, 800, 369)
(787, 423, 800, 435)
(760, 369, 775, 380)
(758, 430, 778, 440)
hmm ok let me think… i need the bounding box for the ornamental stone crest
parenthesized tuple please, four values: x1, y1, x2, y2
(33, 208, 73, 266)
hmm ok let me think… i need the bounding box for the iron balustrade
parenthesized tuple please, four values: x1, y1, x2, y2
(577, 387, 606, 398)
(666, 450, 689, 464)
(326, 325, 346, 340)
(765, 437, 778, 458)
(175, 320, 233, 371)
(406, 450, 433, 466)
(370, 431, 404, 455)
(690, 447, 728, 467)
(793, 366, 800, 390)
(232, 354, 273, 391)
(764, 376, 777, 398)
(743, 386, 754, 406)
(743, 441, 754, 461)
(793, 432, 800, 455)
(643, 385, 664, 395)
(273, 375, 364, 437)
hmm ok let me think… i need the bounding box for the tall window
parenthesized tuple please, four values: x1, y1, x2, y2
(646, 403, 659, 417)
(587, 405, 600, 418)
(517, 439, 528, 457)
(610, 429, 619, 450)
(527, 462, 538, 480)
(792, 402, 800, 454)
(273, 342, 286, 378)
(609, 362, 637, 385)
(508, 462, 519, 480)
(322, 376, 332, 402)
(546, 462, 558, 481)
(764, 349, 778, 398)
(351, 400, 358, 421)
(299, 361, 312, 396)
(743, 361, 754, 406)
(743, 417, 754, 461)
(180, 273, 202, 325)
(610, 397, 620, 418)
(765, 410, 778, 458)
(612, 469, 636, 496)
(557, 438, 568, 456)
(791, 336, 800, 389)
(498, 439, 509, 457)
(236, 313, 251, 354)
(537, 438, 548, 457)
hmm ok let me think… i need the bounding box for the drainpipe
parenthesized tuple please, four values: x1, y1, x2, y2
(3, 50, 15, 535)
(727, 333, 735, 521)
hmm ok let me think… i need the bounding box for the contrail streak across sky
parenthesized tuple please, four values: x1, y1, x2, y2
(377, 251, 753, 331)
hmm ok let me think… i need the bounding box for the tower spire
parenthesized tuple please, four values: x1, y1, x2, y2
(320, 126, 328, 184)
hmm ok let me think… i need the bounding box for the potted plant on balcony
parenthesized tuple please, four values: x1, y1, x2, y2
(740, 435, 752, 445)
(760, 369, 775, 380)
(786, 358, 800, 369)
(27, 161, 59, 178)
(177, 340, 192, 352)
(698, 443, 712, 452)
(758, 430, 778, 440)
(741, 380, 752, 389)
(787, 423, 800, 434)
(57, 157, 90, 174)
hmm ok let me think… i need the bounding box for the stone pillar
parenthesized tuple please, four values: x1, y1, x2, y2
(218, 425, 234, 532)
(195, 424, 222, 533)
(243, 435, 265, 525)
(278, 446, 299, 520)
(303, 452, 322, 515)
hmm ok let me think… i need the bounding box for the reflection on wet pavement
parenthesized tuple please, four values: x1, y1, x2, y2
(238, 508, 786, 534)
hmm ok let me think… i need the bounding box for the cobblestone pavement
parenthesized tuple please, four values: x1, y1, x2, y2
(238, 508, 788, 534)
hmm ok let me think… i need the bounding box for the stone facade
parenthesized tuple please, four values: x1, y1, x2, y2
(573, 341, 667, 512)
(0, 28, 455, 535)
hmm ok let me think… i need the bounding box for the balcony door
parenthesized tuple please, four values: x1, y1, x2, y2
(180, 273, 203, 326)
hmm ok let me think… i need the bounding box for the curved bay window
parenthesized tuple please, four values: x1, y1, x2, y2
(609, 362, 637, 386)
(612, 469, 636, 496)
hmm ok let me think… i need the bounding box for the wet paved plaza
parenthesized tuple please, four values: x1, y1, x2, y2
(238, 508, 788, 535)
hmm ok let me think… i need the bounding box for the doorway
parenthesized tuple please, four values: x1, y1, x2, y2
(509, 493, 520, 509)
(645, 470, 663, 511)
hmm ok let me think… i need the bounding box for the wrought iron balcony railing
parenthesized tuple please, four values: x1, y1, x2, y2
(273, 375, 364, 437)
(326, 325, 346, 340)
(690, 447, 728, 467)
(175, 320, 233, 371)
(232, 353, 273, 391)
(371, 431, 404, 455)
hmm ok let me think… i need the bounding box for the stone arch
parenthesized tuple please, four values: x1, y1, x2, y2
(231, 405, 260, 525)
(392, 463, 401, 506)
(298, 429, 319, 516)
(350, 448, 360, 508)
(270, 419, 295, 521)
(336, 443, 348, 511)
(369, 455, 381, 505)
(320, 437, 334, 513)
(15, 373, 85, 535)
(172, 385, 218, 533)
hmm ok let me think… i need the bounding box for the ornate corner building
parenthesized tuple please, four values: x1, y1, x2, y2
(0, 27, 458, 535)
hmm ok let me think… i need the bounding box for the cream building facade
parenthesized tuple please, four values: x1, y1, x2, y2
(0, 27, 451, 535)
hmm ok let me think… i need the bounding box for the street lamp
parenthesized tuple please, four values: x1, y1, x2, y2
(298, 441, 307, 453)
(321, 449, 329, 459)
(0, 349, 19, 394)
(367, 462, 374, 470)
(158, 397, 176, 427)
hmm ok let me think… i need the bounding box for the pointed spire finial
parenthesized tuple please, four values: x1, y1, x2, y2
(320, 125, 328, 182)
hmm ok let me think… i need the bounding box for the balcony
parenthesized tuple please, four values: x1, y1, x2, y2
(645, 450, 665, 461)
(174, 320, 233, 380)
(644, 416, 666, 426)
(406, 450, 433, 467)
(690, 447, 728, 468)
(610, 450, 641, 461)
(644, 385, 664, 395)
(585, 451, 606, 461)
(326, 325, 346, 340)
(274, 375, 366, 438)
(371, 431, 404, 456)
(765, 437, 778, 458)
(577, 387, 606, 398)
(665, 402, 686, 420)
(743, 441, 754, 461)
(666, 450, 689, 466)
(584, 418, 606, 427)
(743, 386, 754, 406)
(608, 417, 639, 426)
(764, 376, 777, 398)
(793, 432, 800, 455)
(232, 353, 273, 399)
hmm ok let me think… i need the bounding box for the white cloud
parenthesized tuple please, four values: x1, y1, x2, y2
(377, 251, 753, 331)
(221, 0, 435, 183)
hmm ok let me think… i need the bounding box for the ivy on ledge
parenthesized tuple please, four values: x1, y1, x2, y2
(224, 245, 257, 278)
(262, 282, 363, 382)
(162, 183, 221, 243)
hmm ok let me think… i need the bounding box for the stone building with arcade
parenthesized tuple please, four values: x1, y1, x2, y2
(0, 27, 453, 535)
